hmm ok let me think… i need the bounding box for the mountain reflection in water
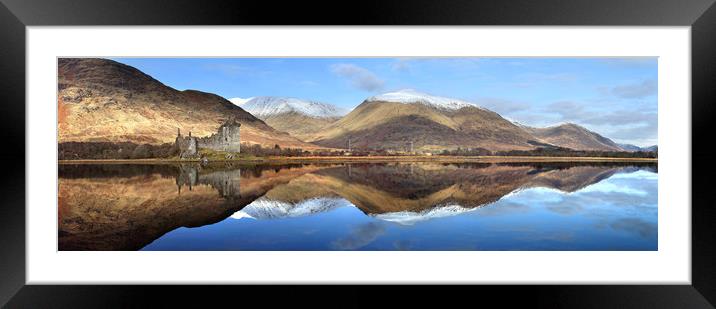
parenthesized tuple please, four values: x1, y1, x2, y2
(58, 162, 657, 251)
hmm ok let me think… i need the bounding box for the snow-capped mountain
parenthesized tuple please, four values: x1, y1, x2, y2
(371, 204, 479, 225)
(618, 143, 658, 152)
(228, 97, 254, 106)
(231, 197, 352, 220)
(231, 195, 483, 225)
(235, 96, 349, 141)
(232, 197, 481, 225)
(309, 89, 536, 151)
(367, 89, 479, 110)
(239, 96, 348, 119)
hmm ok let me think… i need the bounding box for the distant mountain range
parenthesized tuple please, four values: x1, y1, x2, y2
(58, 59, 655, 153)
(521, 123, 624, 152)
(302, 89, 638, 152)
(232, 96, 348, 140)
(234, 89, 641, 152)
(618, 144, 658, 152)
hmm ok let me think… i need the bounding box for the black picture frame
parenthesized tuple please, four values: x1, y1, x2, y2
(1, 0, 715, 307)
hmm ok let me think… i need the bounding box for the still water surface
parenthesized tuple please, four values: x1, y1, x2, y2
(58, 162, 657, 251)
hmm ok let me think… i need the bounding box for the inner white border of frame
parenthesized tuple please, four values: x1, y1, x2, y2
(26, 26, 690, 284)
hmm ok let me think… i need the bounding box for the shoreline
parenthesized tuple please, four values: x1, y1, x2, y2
(58, 156, 658, 165)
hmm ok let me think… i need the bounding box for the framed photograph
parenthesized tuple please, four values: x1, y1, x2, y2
(2, 0, 715, 307)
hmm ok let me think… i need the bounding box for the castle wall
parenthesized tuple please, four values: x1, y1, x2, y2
(174, 120, 241, 158)
(198, 121, 241, 153)
(199, 126, 241, 152)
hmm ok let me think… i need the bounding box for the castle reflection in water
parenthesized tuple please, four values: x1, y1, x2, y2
(176, 164, 242, 199)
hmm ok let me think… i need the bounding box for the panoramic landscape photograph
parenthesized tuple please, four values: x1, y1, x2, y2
(57, 57, 658, 251)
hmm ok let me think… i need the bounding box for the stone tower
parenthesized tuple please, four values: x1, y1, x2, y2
(216, 118, 241, 153)
(175, 129, 198, 158)
(198, 118, 241, 153)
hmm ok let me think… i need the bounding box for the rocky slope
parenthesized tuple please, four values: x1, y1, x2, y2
(57, 58, 321, 149)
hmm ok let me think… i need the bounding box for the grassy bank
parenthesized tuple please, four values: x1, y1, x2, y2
(58, 155, 658, 165)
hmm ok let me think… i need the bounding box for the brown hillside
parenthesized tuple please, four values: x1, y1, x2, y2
(523, 123, 623, 151)
(260, 111, 341, 141)
(57, 58, 322, 149)
(308, 101, 537, 151)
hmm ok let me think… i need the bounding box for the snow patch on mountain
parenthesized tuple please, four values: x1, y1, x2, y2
(231, 197, 352, 220)
(239, 96, 348, 118)
(367, 89, 479, 110)
(228, 97, 254, 106)
(231, 196, 483, 225)
(371, 204, 479, 225)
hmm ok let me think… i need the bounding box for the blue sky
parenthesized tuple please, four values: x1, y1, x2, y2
(112, 57, 657, 146)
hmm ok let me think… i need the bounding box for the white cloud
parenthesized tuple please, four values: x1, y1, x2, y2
(611, 79, 657, 99)
(330, 63, 384, 91)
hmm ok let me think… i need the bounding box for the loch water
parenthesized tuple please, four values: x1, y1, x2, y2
(58, 161, 657, 251)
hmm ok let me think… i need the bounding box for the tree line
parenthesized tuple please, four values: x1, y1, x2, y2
(59, 142, 177, 160)
(491, 147, 658, 158)
(58, 142, 657, 160)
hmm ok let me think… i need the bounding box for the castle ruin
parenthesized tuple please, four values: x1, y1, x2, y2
(175, 129, 199, 159)
(175, 119, 241, 159)
(176, 164, 242, 199)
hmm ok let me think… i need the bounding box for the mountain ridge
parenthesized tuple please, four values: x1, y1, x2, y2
(236, 96, 348, 140)
(366, 89, 481, 111)
(239, 96, 348, 119)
